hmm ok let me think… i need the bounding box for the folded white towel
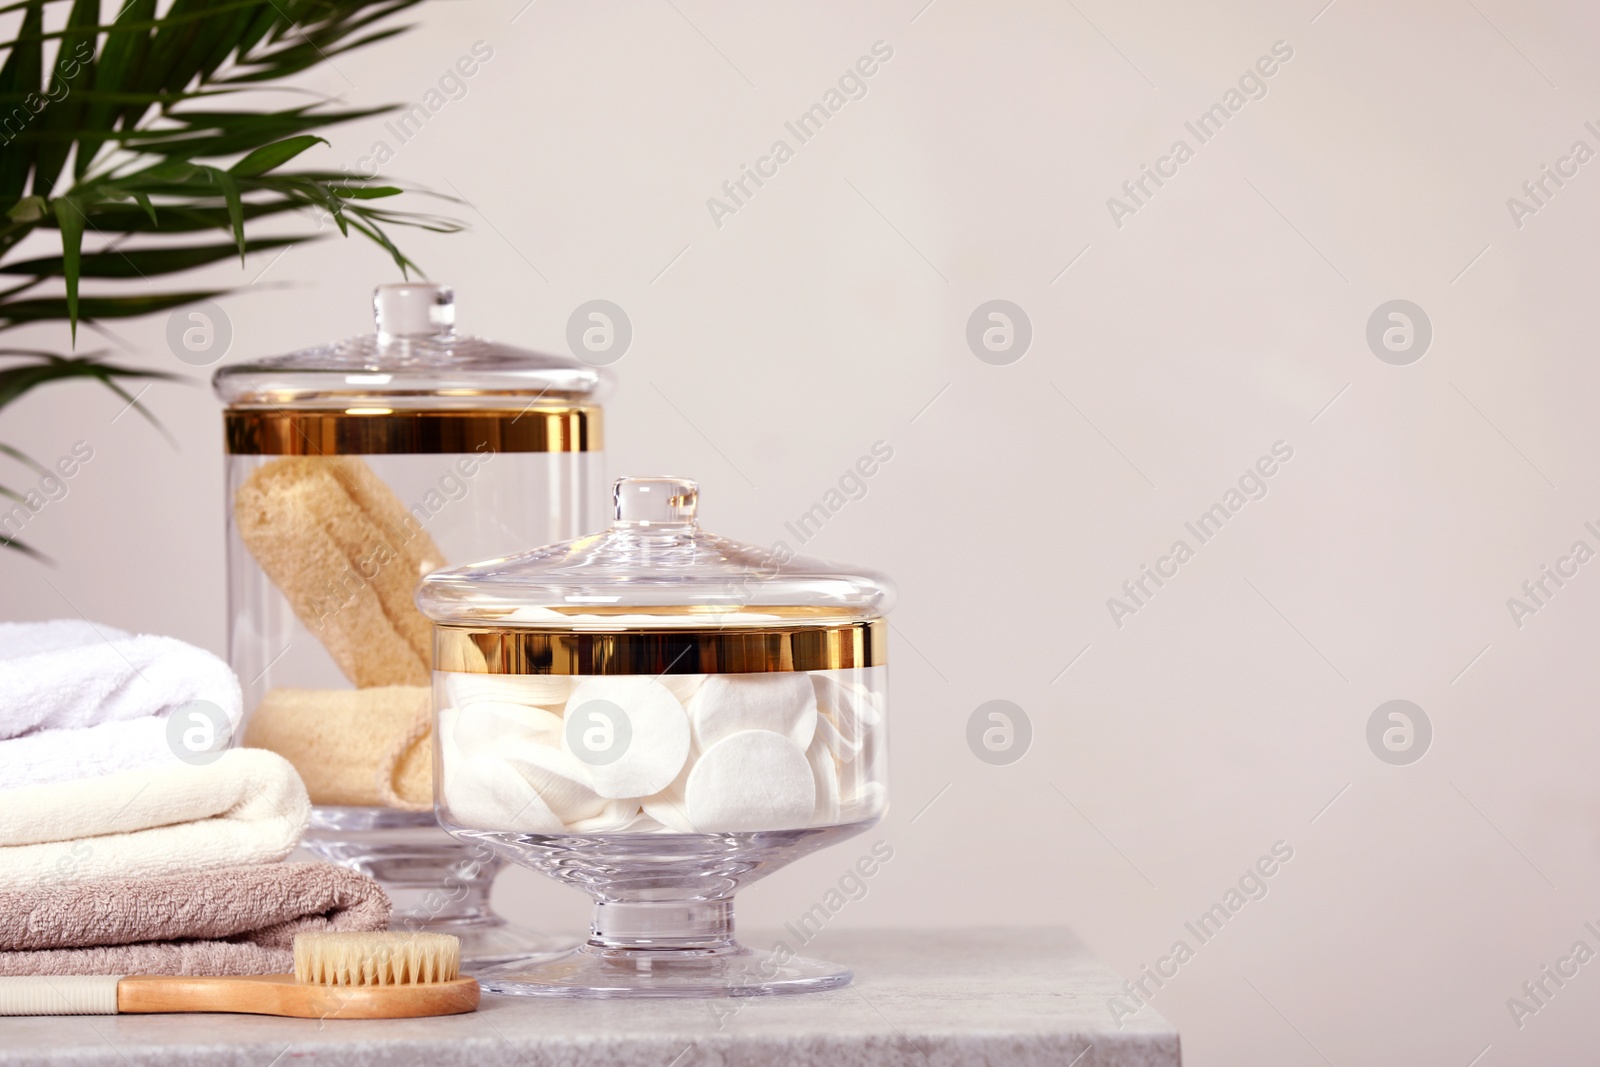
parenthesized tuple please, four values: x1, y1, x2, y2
(0, 620, 242, 789)
(0, 749, 308, 889)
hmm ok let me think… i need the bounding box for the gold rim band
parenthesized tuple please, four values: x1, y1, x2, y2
(435, 620, 886, 675)
(225, 408, 601, 455)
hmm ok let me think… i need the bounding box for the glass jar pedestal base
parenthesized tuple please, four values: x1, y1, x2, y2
(304, 806, 572, 969)
(453, 820, 872, 998)
(475, 935, 851, 999)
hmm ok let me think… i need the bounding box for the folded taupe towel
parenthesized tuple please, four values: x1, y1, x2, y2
(0, 862, 390, 976)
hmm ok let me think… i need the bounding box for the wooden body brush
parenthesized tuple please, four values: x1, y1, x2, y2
(0, 932, 478, 1019)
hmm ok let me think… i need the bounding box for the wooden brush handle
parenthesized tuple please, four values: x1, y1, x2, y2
(117, 974, 480, 1019)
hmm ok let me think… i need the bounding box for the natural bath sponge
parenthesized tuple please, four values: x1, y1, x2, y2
(234, 457, 443, 687)
(245, 686, 433, 810)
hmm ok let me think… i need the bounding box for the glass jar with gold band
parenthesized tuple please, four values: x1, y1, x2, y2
(415, 476, 892, 998)
(211, 283, 607, 969)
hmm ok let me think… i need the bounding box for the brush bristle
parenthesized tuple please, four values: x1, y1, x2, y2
(293, 932, 461, 986)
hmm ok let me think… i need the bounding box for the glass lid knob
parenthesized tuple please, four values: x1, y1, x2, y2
(613, 477, 698, 526)
(374, 282, 455, 339)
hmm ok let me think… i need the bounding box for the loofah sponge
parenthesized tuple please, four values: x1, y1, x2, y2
(234, 457, 443, 688)
(245, 686, 433, 810)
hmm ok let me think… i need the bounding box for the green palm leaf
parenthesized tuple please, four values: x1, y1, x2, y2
(0, 350, 179, 410)
(0, 0, 458, 555)
(1, 235, 300, 276)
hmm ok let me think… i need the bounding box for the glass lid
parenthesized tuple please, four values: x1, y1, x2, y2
(415, 477, 893, 630)
(213, 283, 604, 408)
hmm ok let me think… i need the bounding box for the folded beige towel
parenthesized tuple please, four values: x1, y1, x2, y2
(244, 686, 433, 810)
(0, 749, 308, 889)
(0, 863, 390, 976)
(234, 457, 443, 688)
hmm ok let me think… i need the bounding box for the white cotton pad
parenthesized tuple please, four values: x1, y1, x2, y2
(813, 710, 862, 764)
(443, 755, 565, 833)
(505, 744, 608, 823)
(843, 678, 884, 725)
(812, 675, 882, 741)
(561, 677, 690, 799)
(618, 810, 669, 833)
(444, 672, 576, 709)
(839, 780, 888, 822)
(684, 731, 816, 832)
(453, 702, 563, 759)
(565, 798, 643, 833)
(641, 793, 695, 833)
(503, 606, 574, 624)
(854, 721, 881, 780)
(641, 758, 695, 833)
(807, 734, 840, 824)
(689, 674, 817, 752)
(811, 679, 853, 746)
(659, 674, 707, 703)
(436, 706, 463, 769)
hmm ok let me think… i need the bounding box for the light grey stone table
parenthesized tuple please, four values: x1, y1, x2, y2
(0, 929, 1179, 1066)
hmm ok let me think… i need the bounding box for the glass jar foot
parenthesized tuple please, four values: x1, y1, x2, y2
(476, 940, 851, 998)
(303, 806, 574, 969)
(475, 896, 849, 998)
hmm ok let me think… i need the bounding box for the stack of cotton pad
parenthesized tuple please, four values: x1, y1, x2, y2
(437, 671, 885, 834)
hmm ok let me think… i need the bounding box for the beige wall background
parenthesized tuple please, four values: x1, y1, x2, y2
(4, 1, 1599, 1062)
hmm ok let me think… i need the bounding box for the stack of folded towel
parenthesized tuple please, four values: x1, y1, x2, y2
(0, 621, 393, 975)
(0, 619, 244, 788)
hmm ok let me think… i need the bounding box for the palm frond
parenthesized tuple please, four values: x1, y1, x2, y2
(0, 0, 451, 554)
(0, 0, 444, 330)
(0, 350, 184, 411)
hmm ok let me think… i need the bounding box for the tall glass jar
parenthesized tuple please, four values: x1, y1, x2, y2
(416, 476, 891, 997)
(213, 283, 606, 966)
